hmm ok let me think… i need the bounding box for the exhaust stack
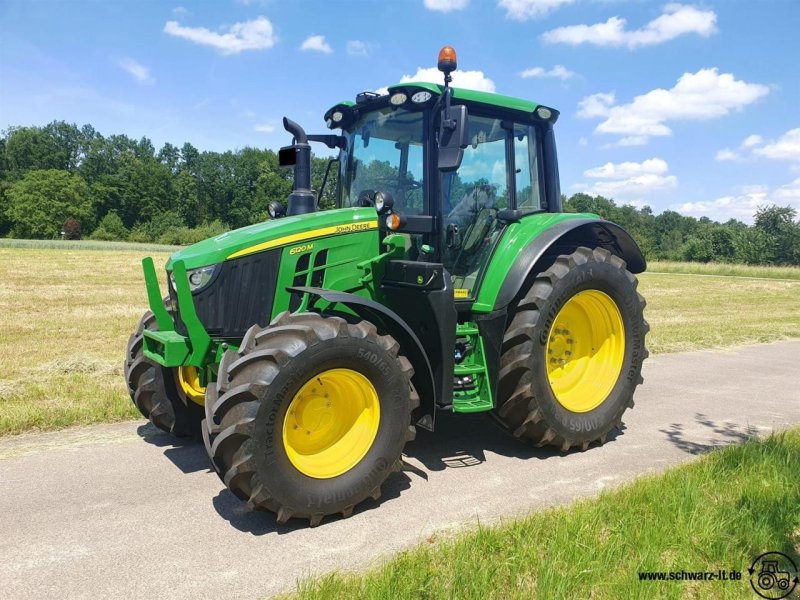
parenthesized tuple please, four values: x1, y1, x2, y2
(280, 117, 316, 216)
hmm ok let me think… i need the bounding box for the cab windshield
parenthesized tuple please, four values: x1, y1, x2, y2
(339, 107, 427, 215)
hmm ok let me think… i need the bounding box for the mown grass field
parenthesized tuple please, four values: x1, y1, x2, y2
(648, 259, 800, 280)
(0, 243, 798, 435)
(289, 430, 800, 600)
(0, 246, 172, 434)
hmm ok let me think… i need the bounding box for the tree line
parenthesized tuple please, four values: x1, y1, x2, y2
(0, 120, 797, 265)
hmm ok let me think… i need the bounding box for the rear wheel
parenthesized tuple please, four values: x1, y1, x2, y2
(493, 246, 648, 451)
(203, 311, 418, 526)
(124, 309, 205, 438)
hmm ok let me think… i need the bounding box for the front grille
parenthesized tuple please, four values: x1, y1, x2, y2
(170, 249, 281, 339)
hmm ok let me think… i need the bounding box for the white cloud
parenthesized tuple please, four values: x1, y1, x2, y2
(578, 68, 769, 145)
(346, 40, 372, 56)
(577, 92, 615, 118)
(741, 134, 764, 148)
(398, 67, 496, 92)
(753, 128, 800, 162)
(584, 158, 668, 179)
(582, 174, 678, 200)
(424, 0, 468, 12)
(542, 4, 717, 49)
(775, 178, 800, 202)
(519, 64, 576, 80)
(171, 6, 188, 16)
(118, 58, 154, 85)
(673, 179, 800, 222)
(163, 16, 276, 55)
(578, 157, 676, 202)
(499, 0, 575, 21)
(300, 35, 333, 54)
(578, 137, 588, 147)
(611, 136, 650, 147)
(254, 124, 275, 133)
(715, 129, 800, 164)
(715, 148, 740, 162)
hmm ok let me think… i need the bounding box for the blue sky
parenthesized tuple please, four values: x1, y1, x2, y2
(1, 0, 798, 222)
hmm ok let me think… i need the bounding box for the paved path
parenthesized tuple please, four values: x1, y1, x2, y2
(1, 341, 799, 600)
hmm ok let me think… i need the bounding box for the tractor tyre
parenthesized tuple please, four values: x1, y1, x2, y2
(124, 309, 205, 438)
(202, 311, 418, 527)
(493, 246, 648, 452)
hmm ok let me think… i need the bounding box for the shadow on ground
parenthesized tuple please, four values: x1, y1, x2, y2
(660, 413, 760, 455)
(135, 410, 627, 534)
(136, 424, 211, 474)
(404, 411, 624, 473)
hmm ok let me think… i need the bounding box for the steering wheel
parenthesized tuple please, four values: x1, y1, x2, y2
(356, 189, 376, 207)
(371, 176, 422, 191)
(460, 207, 496, 254)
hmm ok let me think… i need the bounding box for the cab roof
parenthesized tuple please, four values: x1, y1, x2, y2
(325, 81, 558, 126)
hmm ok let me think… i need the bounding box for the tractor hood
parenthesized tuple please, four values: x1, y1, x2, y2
(165, 207, 379, 271)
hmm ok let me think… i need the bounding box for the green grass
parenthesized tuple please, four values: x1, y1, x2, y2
(0, 247, 172, 435)
(290, 430, 800, 600)
(0, 247, 798, 435)
(648, 260, 800, 280)
(0, 238, 182, 252)
(639, 271, 800, 354)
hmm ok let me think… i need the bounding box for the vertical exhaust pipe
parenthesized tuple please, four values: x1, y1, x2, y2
(282, 117, 316, 216)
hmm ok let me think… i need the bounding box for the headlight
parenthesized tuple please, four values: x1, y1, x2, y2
(170, 264, 219, 293)
(390, 92, 407, 106)
(268, 201, 286, 219)
(411, 90, 432, 104)
(374, 191, 394, 214)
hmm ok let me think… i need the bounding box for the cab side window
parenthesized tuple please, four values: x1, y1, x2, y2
(513, 124, 544, 210)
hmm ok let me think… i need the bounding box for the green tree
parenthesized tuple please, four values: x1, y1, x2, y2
(90, 210, 129, 241)
(5, 169, 91, 238)
(735, 227, 777, 264)
(681, 236, 714, 262)
(754, 205, 800, 265)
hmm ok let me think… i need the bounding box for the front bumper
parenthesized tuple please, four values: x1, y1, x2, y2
(141, 257, 211, 368)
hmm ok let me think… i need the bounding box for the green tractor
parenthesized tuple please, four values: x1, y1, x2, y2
(125, 47, 648, 526)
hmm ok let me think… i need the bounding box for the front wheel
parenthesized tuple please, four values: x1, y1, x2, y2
(124, 309, 205, 438)
(202, 312, 418, 526)
(494, 246, 649, 451)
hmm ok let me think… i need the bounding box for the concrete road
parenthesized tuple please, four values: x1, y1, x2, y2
(2, 341, 799, 600)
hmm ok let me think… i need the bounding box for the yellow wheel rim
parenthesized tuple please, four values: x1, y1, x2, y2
(176, 366, 206, 405)
(283, 368, 380, 479)
(546, 290, 625, 413)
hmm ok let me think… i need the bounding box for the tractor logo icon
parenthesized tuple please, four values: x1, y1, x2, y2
(749, 551, 798, 599)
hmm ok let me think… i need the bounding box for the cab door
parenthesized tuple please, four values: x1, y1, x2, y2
(440, 115, 545, 301)
(438, 115, 530, 300)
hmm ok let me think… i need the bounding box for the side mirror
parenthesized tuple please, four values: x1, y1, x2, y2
(438, 104, 468, 172)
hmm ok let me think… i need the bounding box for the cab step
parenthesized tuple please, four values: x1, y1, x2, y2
(451, 322, 493, 413)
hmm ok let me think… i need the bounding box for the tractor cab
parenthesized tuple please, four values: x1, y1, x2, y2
(278, 46, 562, 303)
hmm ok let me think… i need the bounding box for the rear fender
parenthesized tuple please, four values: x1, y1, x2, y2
(495, 218, 646, 310)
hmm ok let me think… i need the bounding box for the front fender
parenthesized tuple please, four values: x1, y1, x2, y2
(287, 286, 437, 432)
